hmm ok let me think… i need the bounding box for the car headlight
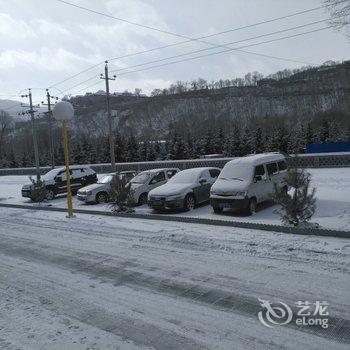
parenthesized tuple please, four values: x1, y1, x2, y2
(166, 194, 183, 201)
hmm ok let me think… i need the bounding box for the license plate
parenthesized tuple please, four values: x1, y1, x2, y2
(153, 200, 162, 205)
(22, 192, 29, 197)
(219, 202, 230, 209)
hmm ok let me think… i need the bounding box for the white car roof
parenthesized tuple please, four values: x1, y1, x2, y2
(225, 153, 285, 167)
(54, 165, 92, 171)
(177, 167, 220, 175)
(139, 168, 180, 173)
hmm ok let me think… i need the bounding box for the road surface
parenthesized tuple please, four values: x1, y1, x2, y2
(0, 207, 349, 349)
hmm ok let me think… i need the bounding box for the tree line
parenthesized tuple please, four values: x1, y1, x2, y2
(1, 114, 349, 168)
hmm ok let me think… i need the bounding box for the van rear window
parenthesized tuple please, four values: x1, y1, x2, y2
(266, 163, 278, 175)
(277, 160, 287, 171)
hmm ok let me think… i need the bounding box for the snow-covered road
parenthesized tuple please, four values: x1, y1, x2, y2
(0, 207, 349, 349)
(0, 168, 349, 231)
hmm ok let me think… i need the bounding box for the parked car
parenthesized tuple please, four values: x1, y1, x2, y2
(77, 171, 137, 204)
(210, 153, 288, 215)
(129, 168, 180, 205)
(148, 167, 221, 211)
(21, 165, 97, 201)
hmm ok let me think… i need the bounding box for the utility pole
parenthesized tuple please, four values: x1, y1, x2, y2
(42, 89, 58, 169)
(100, 60, 116, 172)
(21, 89, 41, 182)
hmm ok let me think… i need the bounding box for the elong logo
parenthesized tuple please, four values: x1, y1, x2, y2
(258, 298, 329, 329)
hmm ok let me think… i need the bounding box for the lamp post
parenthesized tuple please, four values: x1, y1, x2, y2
(52, 101, 74, 218)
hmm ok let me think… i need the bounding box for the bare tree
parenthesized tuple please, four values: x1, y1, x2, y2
(0, 110, 13, 158)
(325, 0, 350, 38)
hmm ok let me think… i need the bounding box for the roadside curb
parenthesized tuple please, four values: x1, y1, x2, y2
(1, 202, 349, 239)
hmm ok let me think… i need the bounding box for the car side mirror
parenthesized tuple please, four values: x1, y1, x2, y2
(254, 175, 262, 183)
(199, 178, 207, 185)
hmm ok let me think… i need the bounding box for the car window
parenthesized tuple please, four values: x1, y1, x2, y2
(266, 162, 278, 176)
(277, 160, 287, 171)
(72, 169, 82, 178)
(150, 171, 166, 184)
(209, 169, 220, 178)
(254, 165, 266, 181)
(166, 170, 177, 179)
(200, 170, 211, 182)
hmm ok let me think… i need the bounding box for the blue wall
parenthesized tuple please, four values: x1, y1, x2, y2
(306, 142, 350, 153)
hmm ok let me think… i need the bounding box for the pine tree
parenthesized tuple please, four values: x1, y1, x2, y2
(102, 137, 111, 163)
(153, 140, 162, 160)
(203, 130, 214, 154)
(240, 128, 252, 156)
(274, 164, 316, 227)
(169, 133, 186, 159)
(320, 120, 330, 143)
(185, 134, 195, 159)
(56, 144, 65, 166)
(114, 132, 124, 162)
(305, 122, 314, 145)
(21, 152, 29, 167)
(8, 149, 18, 168)
(213, 128, 224, 154)
(124, 134, 139, 162)
(254, 127, 264, 153)
(148, 143, 156, 161)
(139, 140, 149, 161)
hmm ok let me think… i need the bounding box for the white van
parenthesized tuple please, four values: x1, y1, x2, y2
(210, 153, 288, 215)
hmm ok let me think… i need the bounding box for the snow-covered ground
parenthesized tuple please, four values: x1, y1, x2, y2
(0, 168, 349, 231)
(0, 207, 349, 349)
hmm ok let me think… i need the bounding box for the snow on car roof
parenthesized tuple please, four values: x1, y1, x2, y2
(176, 167, 220, 174)
(139, 168, 179, 173)
(225, 153, 285, 167)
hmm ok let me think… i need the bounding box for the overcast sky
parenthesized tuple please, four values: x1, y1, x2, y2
(0, 0, 349, 101)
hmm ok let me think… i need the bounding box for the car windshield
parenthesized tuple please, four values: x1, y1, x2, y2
(42, 168, 62, 181)
(98, 175, 114, 184)
(168, 170, 200, 184)
(219, 164, 253, 181)
(131, 172, 150, 184)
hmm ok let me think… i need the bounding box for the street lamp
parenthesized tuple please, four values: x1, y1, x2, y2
(52, 101, 74, 218)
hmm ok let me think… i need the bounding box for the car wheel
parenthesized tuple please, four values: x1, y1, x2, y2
(138, 193, 148, 205)
(96, 192, 109, 204)
(45, 189, 55, 200)
(247, 197, 257, 215)
(184, 194, 195, 211)
(213, 206, 223, 214)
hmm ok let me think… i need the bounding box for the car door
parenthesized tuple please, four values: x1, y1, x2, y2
(195, 170, 212, 203)
(252, 164, 269, 202)
(266, 162, 279, 198)
(148, 171, 167, 191)
(71, 169, 84, 190)
(56, 170, 70, 193)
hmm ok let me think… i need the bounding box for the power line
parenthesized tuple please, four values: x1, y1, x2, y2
(55, 0, 339, 42)
(49, 0, 334, 88)
(116, 26, 332, 77)
(110, 18, 334, 74)
(60, 21, 333, 96)
(47, 62, 104, 89)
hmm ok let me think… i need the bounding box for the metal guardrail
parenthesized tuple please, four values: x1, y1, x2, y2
(0, 203, 349, 239)
(1, 152, 350, 176)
